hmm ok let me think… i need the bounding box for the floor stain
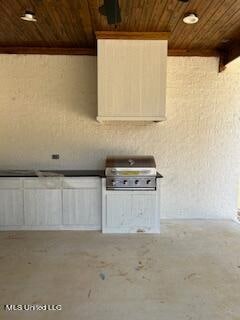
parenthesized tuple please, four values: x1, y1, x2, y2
(34, 249, 48, 253)
(6, 235, 25, 240)
(88, 289, 92, 298)
(95, 261, 113, 268)
(142, 249, 150, 255)
(118, 271, 128, 277)
(136, 261, 144, 271)
(79, 251, 98, 259)
(99, 272, 106, 280)
(184, 273, 197, 280)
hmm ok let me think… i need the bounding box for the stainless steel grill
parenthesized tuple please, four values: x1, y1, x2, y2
(105, 156, 157, 190)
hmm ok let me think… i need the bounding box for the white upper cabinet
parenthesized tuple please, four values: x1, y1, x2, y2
(97, 37, 168, 122)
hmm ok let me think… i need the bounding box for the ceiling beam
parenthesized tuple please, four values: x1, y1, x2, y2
(0, 47, 219, 58)
(219, 41, 240, 72)
(0, 47, 96, 55)
(168, 49, 219, 57)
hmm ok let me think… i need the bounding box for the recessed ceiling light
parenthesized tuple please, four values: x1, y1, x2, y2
(21, 10, 37, 22)
(183, 13, 199, 24)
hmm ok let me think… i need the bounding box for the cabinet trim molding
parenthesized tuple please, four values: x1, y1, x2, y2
(97, 116, 166, 123)
(96, 31, 170, 40)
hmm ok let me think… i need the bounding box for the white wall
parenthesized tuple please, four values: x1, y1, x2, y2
(0, 55, 239, 219)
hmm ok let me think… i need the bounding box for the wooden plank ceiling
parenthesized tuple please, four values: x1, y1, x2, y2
(0, 0, 239, 58)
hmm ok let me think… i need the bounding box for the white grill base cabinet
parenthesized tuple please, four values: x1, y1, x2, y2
(102, 178, 161, 233)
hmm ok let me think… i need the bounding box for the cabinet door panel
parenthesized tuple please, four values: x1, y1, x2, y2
(106, 194, 132, 227)
(103, 190, 159, 233)
(131, 194, 156, 227)
(63, 189, 101, 226)
(24, 190, 62, 226)
(0, 190, 23, 226)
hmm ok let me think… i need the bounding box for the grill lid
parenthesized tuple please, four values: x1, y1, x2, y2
(105, 156, 156, 168)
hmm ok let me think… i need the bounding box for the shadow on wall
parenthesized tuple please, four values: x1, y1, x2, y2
(68, 57, 97, 120)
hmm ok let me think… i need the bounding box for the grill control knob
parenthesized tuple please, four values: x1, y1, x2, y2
(123, 180, 128, 185)
(111, 180, 116, 186)
(146, 179, 151, 185)
(135, 180, 139, 185)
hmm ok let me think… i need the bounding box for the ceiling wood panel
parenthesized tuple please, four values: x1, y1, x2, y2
(0, 0, 239, 56)
(167, 0, 204, 47)
(202, 4, 240, 49)
(172, 0, 226, 49)
(179, 0, 227, 49)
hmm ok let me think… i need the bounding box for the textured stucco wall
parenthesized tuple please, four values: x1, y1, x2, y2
(0, 55, 239, 219)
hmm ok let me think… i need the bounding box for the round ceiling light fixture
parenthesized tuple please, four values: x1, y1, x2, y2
(21, 10, 37, 22)
(183, 13, 199, 24)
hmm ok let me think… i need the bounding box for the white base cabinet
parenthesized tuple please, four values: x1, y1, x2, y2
(0, 177, 101, 230)
(0, 177, 161, 233)
(102, 179, 160, 233)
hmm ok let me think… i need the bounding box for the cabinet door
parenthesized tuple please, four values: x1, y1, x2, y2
(0, 190, 23, 226)
(0, 179, 23, 226)
(104, 192, 158, 233)
(131, 194, 156, 227)
(105, 194, 132, 227)
(24, 190, 62, 226)
(63, 178, 101, 228)
(98, 39, 167, 120)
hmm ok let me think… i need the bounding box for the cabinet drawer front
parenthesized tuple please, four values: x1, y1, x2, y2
(24, 178, 62, 189)
(0, 179, 22, 189)
(63, 178, 100, 189)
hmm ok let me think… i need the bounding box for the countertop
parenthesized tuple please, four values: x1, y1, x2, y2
(0, 170, 163, 178)
(0, 170, 105, 177)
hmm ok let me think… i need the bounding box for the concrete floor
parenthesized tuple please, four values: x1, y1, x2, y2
(0, 221, 240, 320)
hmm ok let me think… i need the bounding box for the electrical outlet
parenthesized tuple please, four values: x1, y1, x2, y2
(52, 154, 60, 160)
